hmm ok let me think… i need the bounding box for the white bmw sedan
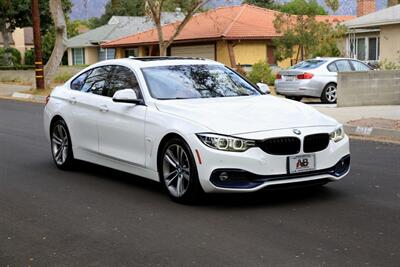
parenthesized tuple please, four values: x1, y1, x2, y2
(44, 57, 350, 203)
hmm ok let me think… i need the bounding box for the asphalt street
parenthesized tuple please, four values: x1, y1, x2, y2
(0, 99, 399, 266)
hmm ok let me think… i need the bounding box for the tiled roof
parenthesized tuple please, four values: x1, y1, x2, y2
(102, 4, 354, 48)
(67, 12, 184, 48)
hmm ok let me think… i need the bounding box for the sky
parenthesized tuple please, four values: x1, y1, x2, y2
(70, 0, 389, 20)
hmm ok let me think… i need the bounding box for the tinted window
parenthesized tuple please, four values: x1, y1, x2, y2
(106, 66, 141, 98)
(335, 60, 352, 72)
(81, 66, 112, 96)
(71, 70, 91, 90)
(142, 65, 260, 100)
(351, 60, 371, 71)
(290, 60, 326, 70)
(327, 63, 338, 72)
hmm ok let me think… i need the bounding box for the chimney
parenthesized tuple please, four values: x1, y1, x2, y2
(357, 0, 376, 17)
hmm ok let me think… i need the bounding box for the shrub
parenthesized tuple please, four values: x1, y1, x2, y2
(24, 49, 35, 65)
(0, 47, 22, 66)
(53, 71, 74, 83)
(0, 65, 35, 70)
(379, 59, 400, 70)
(247, 61, 275, 85)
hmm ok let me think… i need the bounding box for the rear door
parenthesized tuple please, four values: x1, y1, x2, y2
(96, 65, 147, 167)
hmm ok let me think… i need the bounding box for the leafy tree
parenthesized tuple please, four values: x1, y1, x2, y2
(278, 0, 327, 15)
(0, 0, 71, 66)
(273, 12, 346, 62)
(325, 0, 339, 13)
(388, 0, 400, 6)
(242, 0, 276, 9)
(88, 0, 145, 28)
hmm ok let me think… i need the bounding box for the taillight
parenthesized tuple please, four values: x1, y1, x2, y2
(276, 73, 282, 80)
(45, 95, 50, 105)
(297, 73, 314, 79)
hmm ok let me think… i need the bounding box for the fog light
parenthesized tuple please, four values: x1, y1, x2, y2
(219, 172, 229, 181)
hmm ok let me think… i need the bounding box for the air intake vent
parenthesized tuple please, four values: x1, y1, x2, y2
(303, 133, 330, 153)
(258, 137, 301, 155)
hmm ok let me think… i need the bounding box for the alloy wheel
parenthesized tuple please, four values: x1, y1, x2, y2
(325, 85, 337, 103)
(162, 144, 191, 198)
(51, 124, 69, 165)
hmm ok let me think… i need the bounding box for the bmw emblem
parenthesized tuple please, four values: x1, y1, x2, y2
(293, 129, 301, 135)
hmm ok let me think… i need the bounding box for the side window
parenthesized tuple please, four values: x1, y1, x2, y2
(81, 66, 112, 96)
(327, 63, 338, 72)
(351, 60, 371, 71)
(70, 70, 90, 90)
(106, 65, 142, 98)
(335, 60, 352, 72)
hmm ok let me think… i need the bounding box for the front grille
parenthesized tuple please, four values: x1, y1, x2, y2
(303, 133, 330, 153)
(257, 137, 300, 155)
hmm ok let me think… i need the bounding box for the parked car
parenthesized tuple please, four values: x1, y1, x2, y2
(275, 57, 372, 104)
(44, 57, 350, 203)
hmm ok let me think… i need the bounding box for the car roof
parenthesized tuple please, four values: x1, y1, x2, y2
(91, 57, 223, 69)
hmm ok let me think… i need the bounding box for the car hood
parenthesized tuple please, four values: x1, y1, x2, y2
(154, 95, 337, 135)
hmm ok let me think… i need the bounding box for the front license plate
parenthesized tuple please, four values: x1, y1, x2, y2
(288, 154, 315, 174)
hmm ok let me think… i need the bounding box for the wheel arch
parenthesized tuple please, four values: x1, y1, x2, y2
(156, 132, 186, 172)
(49, 115, 65, 136)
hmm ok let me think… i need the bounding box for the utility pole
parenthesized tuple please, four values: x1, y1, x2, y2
(31, 0, 45, 89)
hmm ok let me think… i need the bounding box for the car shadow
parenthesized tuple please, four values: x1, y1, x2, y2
(62, 160, 346, 208)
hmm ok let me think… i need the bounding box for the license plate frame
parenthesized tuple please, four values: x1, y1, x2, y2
(284, 76, 295, 81)
(288, 154, 316, 174)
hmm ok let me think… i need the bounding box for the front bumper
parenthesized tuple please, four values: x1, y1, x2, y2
(185, 127, 350, 193)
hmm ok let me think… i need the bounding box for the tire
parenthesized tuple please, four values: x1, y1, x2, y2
(50, 119, 75, 170)
(287, 96, 303, 101)
(321, 83, 337, 104)
(159, 137, 203, 204)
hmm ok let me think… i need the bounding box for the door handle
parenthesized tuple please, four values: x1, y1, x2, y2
(99, 105, 109, 113)
(69, 97, 77, 104)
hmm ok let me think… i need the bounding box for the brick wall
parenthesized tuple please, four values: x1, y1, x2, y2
(357, 0, 376, 17)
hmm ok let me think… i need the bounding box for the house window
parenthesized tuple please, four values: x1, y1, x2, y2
(351, 37, 380, 61)
(72, 48, 85, 65)
(124, 48, 138, 58)
(99, 48, 116, 61)
(357, 38, 366, 60)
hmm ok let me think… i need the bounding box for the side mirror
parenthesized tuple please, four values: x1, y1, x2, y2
(112, 89, 143, 104)
(257, 83, 271, 94)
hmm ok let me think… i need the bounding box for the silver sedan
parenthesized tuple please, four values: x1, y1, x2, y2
(275, 57, 372, 104)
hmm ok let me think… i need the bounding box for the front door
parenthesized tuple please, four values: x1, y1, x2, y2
(96, 65, 147, 167)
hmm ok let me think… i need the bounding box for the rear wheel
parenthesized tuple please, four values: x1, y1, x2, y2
(50, 119, 74, 170)
(159, 137, 203, 203)
(321, 83, 337, 104)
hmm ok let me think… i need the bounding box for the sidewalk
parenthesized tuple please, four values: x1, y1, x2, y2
(315, 105, 400, 141)
(0, 83, 31, 96)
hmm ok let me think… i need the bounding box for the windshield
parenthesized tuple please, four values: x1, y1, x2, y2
(142, 64, 260, 100)
(290, 60, 326, 70)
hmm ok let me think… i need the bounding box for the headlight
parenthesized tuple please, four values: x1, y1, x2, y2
(330, 126, 345, 142)
(196, 133, 256, 152)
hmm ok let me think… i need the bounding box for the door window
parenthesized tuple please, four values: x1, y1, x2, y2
(71, 70, 91, 90)
(335, 60, 352, 72)
(327, 63, 338, 72)
(81, 66, 112, 96)
(106, 65, 141, 98)
(350, 60, 371, 71)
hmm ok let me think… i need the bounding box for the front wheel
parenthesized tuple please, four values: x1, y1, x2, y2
(159, 138, 203, 203)
(321, 83, 337, 104)
(50, 119, 74, 170)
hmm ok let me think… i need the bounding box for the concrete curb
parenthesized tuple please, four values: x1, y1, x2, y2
(344, 124, 400, 140)
(11, 92, 46, 103)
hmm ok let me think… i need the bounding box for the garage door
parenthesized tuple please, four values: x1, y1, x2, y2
(171, 44, 215, 60)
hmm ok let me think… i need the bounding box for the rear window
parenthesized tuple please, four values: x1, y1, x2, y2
(290, 60, 326, 70)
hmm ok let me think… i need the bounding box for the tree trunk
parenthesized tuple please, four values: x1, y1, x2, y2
(44, 0, 67, 87)
(0, 23, 14, 66)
